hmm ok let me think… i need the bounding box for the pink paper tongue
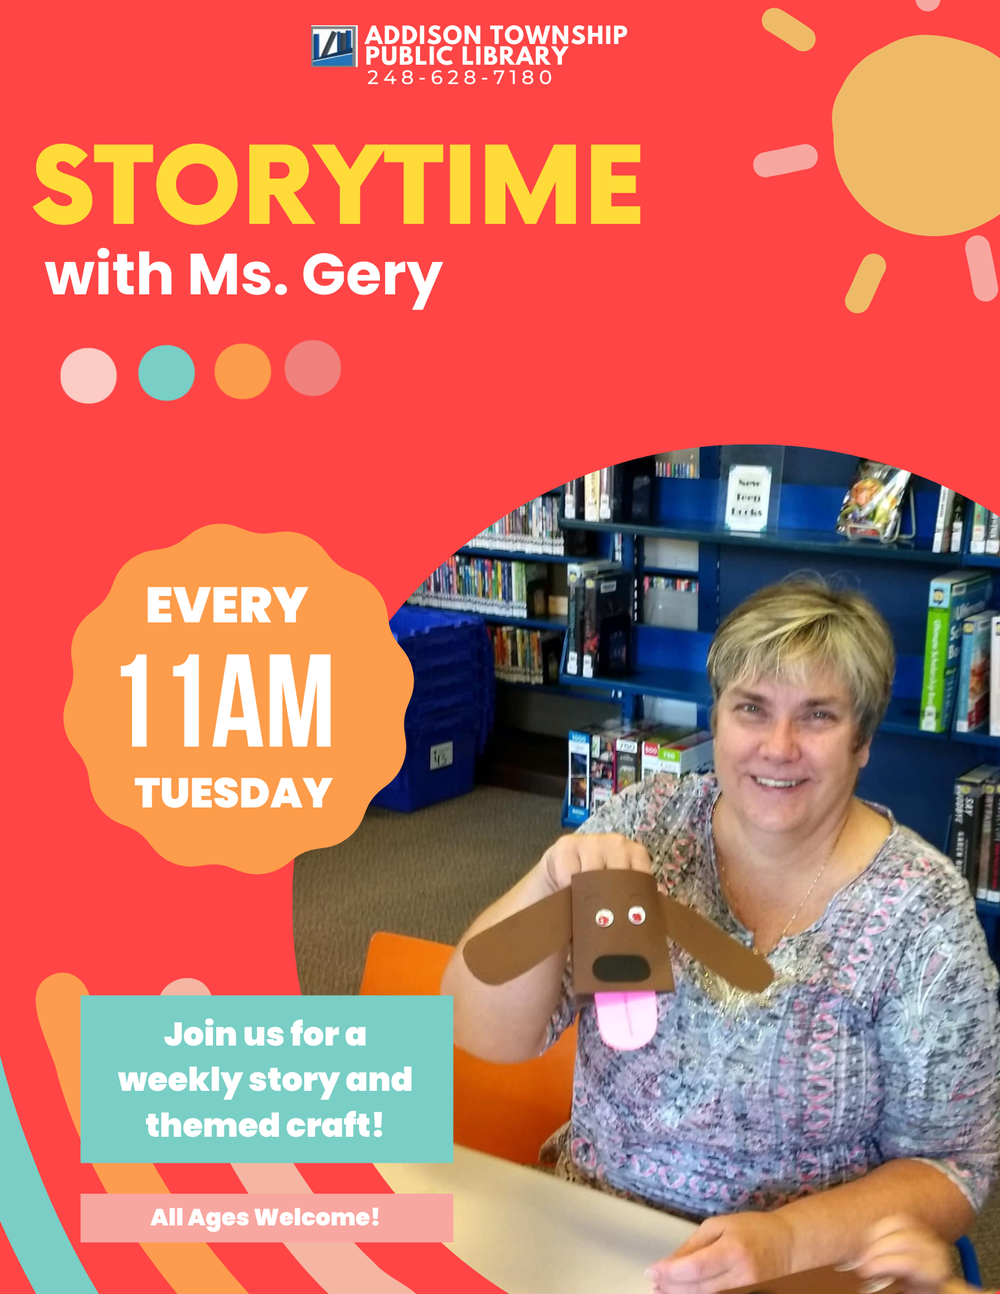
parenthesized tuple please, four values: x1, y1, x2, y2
(594, 991, 658, 1050)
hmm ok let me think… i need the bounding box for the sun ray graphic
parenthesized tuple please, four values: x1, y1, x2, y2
(761, 9, 815, 52)
(756, 14, 1000, 309)
(845, 255, 886, 314)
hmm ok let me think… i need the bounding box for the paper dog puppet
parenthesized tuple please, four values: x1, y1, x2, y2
(720, 1265, 899, 1294)
(463, 870, 773, 1050)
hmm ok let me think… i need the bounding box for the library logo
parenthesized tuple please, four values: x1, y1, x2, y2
(311, 25, 358, 67)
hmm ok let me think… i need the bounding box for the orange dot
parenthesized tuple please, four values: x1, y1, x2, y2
(214, 344, 271, 399)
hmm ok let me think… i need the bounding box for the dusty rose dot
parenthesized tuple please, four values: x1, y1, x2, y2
(284, 340, 342, 395)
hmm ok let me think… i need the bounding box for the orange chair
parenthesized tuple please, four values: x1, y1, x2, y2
(359, 930, 577, 1165)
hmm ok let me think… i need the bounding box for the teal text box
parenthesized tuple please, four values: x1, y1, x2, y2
(80, 996, 453, 1164)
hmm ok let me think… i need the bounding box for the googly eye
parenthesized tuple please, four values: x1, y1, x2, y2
(628, 905, 646, 925)
(594, 908, 614, 928)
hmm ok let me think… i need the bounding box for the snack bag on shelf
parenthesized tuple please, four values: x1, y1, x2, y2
(836, 460, 911, 543)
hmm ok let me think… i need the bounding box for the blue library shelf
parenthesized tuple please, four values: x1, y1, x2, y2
(560, 479, 969, 564)
(562, 519, 958, 563)
(457, 546, 593, 565)
(497, 678, 604, 701)
(420, 537, 618, 639)
(481, 612, 567, 631)
(418, 535, 619, 704)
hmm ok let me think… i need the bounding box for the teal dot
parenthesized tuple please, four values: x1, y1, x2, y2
(138, 345, 195, 401)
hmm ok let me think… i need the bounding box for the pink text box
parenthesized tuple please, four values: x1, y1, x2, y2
(81, 1193, 452, 1243)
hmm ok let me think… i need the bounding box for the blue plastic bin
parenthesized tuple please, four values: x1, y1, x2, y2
(374, 607, 495, 811)
(373, 720, 478, 812)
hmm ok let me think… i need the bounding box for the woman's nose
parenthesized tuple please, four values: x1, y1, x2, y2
(761, 718, 799, 760)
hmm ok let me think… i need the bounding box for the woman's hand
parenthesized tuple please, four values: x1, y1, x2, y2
(853, 1216, 957, 1294)
(646, 1211, 795, 1294)
(538, 831, 654, 894)
(444, 830, 652, 1062)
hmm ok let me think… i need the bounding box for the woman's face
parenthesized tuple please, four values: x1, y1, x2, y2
(713, 666, 870, 840)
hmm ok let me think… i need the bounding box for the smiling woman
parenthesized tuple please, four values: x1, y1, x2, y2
(442, 576, 1000, 1294)
(707, 581, 896, 956)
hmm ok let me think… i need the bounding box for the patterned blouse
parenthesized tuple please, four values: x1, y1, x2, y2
(542, 773, 1000, 1218)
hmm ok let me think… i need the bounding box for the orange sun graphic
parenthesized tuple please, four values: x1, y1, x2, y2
(756, 7, 1000, 310)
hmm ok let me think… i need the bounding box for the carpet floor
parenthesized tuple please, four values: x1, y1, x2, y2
(293, 785, 1000, 1286)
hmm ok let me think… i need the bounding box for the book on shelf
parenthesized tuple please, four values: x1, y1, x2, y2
(564, 560, 620, 676)
(954, 610, 995, 733)
(919, 569, 993, 733)
(466, 494, 570, 555)
(566, 727, 593, 823)
(950, 496, 966, 554)
(582, 570, 634, 679)
(641, 730, 714, 779)
(599, 466, 613, 521)
(564, 477, 585, 521)
(409, 555, 549, 618)
(566, 722, 634, 823)
(597, 457, 657, 525)
(987, 512, 1000, 556)
(932, 487, 956, 554)
(951, 763, 1000, 898)
(606, 722, 682, 795)
(588, 721, 628, 816)
(488, 624, 561, 686)
(979, 768, 1000, 902)
(566, 723, 707, 823)
(655, 449, 701, 479)
(928, 487, 971, 554)
(584, 471, 601, 522)
(970, 503, 989, 556)
(993, 615, 1000, 736)
(614, 729, 648, 792)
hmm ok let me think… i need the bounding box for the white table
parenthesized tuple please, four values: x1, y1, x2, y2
(377, 1146, 696, 1293)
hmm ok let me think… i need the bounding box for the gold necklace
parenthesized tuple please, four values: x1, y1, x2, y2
(699, 852, 829, 1021)
(716, 849, 832, 956)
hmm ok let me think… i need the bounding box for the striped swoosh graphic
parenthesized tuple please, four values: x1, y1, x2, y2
(161, 977, 414, 1294)
(36, 972, 249, 1294)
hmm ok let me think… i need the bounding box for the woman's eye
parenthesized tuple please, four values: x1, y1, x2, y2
(595, 908, 614, 928)
(628, 905, 646, 925)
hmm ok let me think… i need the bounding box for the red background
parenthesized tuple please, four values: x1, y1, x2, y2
(3, 1, 999, 1290)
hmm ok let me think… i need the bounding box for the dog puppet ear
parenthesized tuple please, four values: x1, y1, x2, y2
(658, 893, 773, 992)
(462, 889, 573, 985)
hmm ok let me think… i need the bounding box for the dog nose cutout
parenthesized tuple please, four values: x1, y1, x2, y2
(592, 954, 651, 983)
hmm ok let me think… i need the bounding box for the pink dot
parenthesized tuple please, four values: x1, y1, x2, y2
(966, 236, 998, 302)
(60, 348, 117, 403)
(916, 0, 940, 11)
(284, 340, 342, 396)
(753, 144, 819, 177)
(161, 977, 211, 996)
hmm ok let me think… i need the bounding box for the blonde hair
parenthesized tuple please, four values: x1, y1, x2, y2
(706, 576, 895, 746)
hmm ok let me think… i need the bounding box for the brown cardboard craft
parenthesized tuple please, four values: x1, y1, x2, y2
(462, 870, 772, 996)
(720, 1266, 900, 1294)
